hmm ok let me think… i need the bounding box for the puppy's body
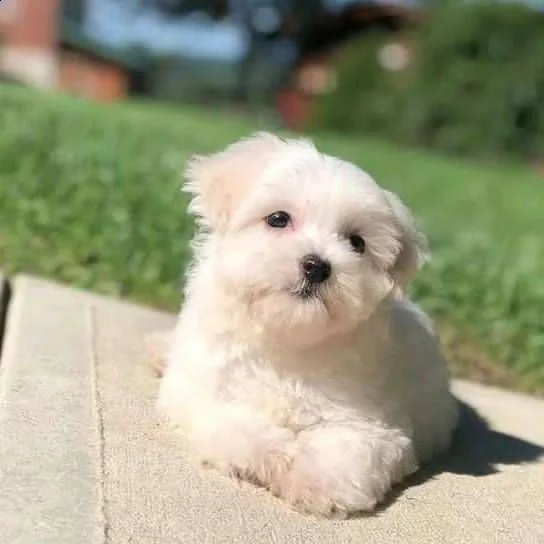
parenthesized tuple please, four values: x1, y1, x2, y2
(157, 133, 458, 517)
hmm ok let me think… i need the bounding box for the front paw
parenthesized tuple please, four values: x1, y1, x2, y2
(279, 424, 417, 518)
(186, 405, 297, 490)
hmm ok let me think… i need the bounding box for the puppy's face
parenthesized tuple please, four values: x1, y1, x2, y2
(185, 133, 427, 346)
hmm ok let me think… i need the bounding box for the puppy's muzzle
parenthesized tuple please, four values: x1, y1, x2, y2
(301, 254, 332, 285)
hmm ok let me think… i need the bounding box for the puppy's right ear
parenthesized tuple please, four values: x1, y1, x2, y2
(383, 190, 429, 292)
(183, 132, 284, 231)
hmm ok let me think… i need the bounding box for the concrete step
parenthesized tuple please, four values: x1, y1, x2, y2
(0, 275, 543, 544)
(0, 271, 10, 355)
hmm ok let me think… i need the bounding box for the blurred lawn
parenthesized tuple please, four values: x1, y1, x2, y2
(0, 85, 543, 393)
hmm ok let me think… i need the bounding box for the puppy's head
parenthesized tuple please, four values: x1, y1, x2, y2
(184, 133, 428, 345)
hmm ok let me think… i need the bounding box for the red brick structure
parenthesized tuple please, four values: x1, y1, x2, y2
(58, 48, 128, 101)
(0, 0, 129, 101)
(0, 0, 59, 88)
(3, 0, 59, 49)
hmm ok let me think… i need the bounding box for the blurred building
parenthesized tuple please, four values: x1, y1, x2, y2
(0, 0, 138, 100)
(0, 0, 60, 90)
(0, 0, 419, 123)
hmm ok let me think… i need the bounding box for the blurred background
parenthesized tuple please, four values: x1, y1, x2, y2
(0, 0, 543, 393)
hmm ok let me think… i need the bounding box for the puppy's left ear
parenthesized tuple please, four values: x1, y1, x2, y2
(383, 190, 429, 292)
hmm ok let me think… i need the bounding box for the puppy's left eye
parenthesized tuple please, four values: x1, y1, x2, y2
(265, 211, 291, 228)
(349, 234, 366, 254)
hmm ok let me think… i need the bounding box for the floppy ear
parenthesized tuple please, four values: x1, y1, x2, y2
(183, 132, 284, 231)
(383, 190, 429, 291)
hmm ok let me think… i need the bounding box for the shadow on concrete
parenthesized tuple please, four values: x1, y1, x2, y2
(372, 400, 544, 516)
(415, 401, 543, 480)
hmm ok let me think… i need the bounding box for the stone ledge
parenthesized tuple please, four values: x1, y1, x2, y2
(0, 275, 543, 544)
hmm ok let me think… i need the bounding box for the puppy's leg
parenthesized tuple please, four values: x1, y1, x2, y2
(188, 403, 296, 490)
(280, 421, 417, 518)
(144, 330, 173, 377)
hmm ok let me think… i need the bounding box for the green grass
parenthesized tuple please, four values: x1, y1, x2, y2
(0, 85, 543, 393)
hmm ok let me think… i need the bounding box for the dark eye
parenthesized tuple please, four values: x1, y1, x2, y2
(349, 234, 366, 254)
(265, 211, 291, 228)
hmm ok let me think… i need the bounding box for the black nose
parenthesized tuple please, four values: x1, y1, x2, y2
(301, 254, 332, 284)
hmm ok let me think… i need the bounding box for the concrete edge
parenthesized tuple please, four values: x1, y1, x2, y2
(10, 273, 175, 320)
(453, 378, 544, 406)
(0, 271, 12, 359)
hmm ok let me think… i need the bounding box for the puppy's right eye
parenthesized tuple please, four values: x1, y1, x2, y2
(265, 211, 291, 228)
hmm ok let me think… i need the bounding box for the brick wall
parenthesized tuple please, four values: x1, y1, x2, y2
(0, 0, 60, 88)
(3, 0, 60, 49)
(0, 0, 20, 31)
(58, 49, 128, 102)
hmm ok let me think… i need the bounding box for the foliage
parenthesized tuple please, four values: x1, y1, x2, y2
(312, 2, 544, 159)
(310, 30, 405, 137)
(403, 1, 544, 157)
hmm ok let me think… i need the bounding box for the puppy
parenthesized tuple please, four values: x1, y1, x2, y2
(156, 133, 458, 518)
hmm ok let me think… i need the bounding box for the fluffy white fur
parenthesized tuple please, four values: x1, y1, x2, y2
(156, 132, 458, 518)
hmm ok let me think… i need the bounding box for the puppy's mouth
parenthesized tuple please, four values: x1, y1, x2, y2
(291, 280, 323, 301)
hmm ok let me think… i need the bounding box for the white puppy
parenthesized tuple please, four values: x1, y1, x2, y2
(157, 133, 458, 517)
